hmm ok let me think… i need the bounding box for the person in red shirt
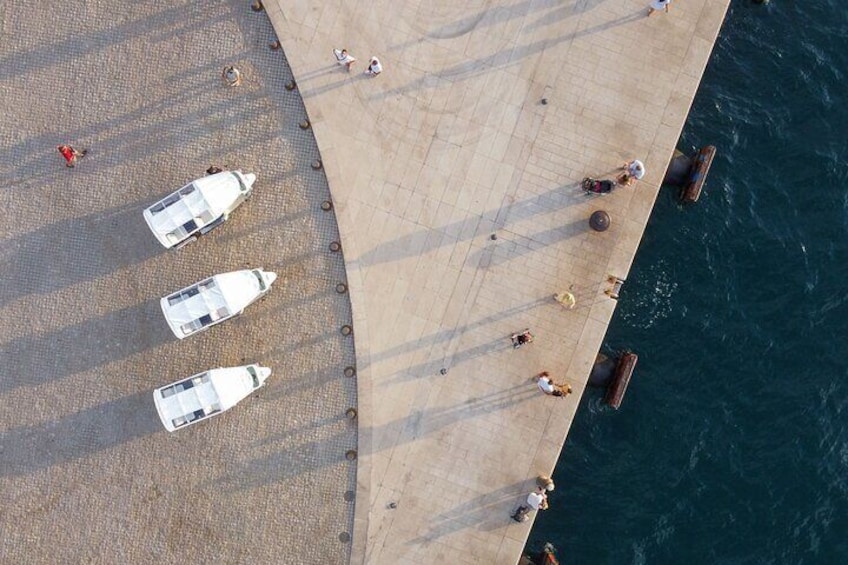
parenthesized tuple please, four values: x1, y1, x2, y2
(57, 144, 86, 167)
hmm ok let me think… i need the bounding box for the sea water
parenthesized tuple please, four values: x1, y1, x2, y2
(526, 1, 848, 562)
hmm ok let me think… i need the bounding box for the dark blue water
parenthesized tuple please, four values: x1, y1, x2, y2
(527, 1, 848, 562)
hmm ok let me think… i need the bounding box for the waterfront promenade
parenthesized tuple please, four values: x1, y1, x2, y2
(264, 0, 730, 563)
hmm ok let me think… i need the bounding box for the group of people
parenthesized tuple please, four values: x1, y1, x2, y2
(333, 48, 382, 76)
(508, 331, 572, 521)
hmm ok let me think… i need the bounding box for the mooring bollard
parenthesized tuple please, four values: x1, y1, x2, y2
(222, 66, 242, 87)
(589, 210, 610, 232)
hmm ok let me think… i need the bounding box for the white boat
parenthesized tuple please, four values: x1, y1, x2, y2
(161, 269, 277, 339)
(153, 364, 272, 432)
(143, 171, 257, 249)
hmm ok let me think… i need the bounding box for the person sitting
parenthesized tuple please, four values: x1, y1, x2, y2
(511, 330, 534, 349)
(536, 372, 572, 397)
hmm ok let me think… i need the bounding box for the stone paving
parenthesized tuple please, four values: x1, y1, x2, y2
(264, 0, 730, 563)
(0, 2, 355, 563)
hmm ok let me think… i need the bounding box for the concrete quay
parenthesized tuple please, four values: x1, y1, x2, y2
(264, 0, 730, 563)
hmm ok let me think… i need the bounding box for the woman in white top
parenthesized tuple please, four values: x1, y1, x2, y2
(333, 48, 356, 71)
(648, 0, 671, 16)
(618, 159, 645, 186)
(365, 57, 383, 76)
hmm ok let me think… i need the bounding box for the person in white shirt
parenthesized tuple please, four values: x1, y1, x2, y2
(536, 372, 572, 397)
(333, 48, 356, 71)
(537, 373, 556, 394)
(648, 0, 671, 16)
(618, 159, 645, 186)
(365, 57, 383, 76)
(526, 488, 549, 510)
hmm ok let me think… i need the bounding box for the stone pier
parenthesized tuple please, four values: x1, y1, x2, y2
(263, 1, 730, 563)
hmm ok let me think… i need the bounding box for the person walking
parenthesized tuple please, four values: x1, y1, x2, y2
(536, 372, 572, 397)
(57, 144, 86, 168)
(364, 56, 383, 76)
(333, 48, 356, 71)
(648, 0, 671, 16)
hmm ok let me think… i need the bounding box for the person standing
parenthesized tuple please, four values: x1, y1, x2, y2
(648, 0, 671, 16)
(364, 56, 383, 76)
(526, 487, 549, 511)
(618, 159, 645, 186)
(333, 48, 356, 71)
(57, 144, 86, 168)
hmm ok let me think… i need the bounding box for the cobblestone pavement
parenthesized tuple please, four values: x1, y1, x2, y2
(0, 2, 355, 563)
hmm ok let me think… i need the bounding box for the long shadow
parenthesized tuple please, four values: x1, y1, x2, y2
(470, 217, 590, 270)
(221, 384, 533, 492)
(0, 201, 161, 306)
(359, 183, 582, 268)
(290, 63, 342, 82)
(383, 332, 537, 386)
(406, 480, 532, 545)
(368, 383, 538, 453)
(213, 207, 315, 246)
(261, 364, 348, 402)
(369, 296, 550, 369)
(524, 0, 602, 32)
(2, 84, 276, 190)
(0, 81, 209, 186)
(0, 390, 161, 477)
(253, 412, 346, 444)
(0, 1, 220, 81)
(301, 73, 369, 100)
(213, 427, 356, 492)
(0, 300, 171, 393)
(390, 0, 588, 49)
(374, 10, 645, 101)
(74, 91, 287, 176)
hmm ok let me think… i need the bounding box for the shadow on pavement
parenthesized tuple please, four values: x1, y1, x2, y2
(0, 390, 161, 477)
(406, 480, 533, 545)
(367, 383, 538, 455)
(0, 201, 160, 307)
(358, 184, 583, 268)
(0, 300, 171, 394)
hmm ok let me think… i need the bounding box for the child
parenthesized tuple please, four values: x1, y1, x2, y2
(57, 145, 86, 168)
